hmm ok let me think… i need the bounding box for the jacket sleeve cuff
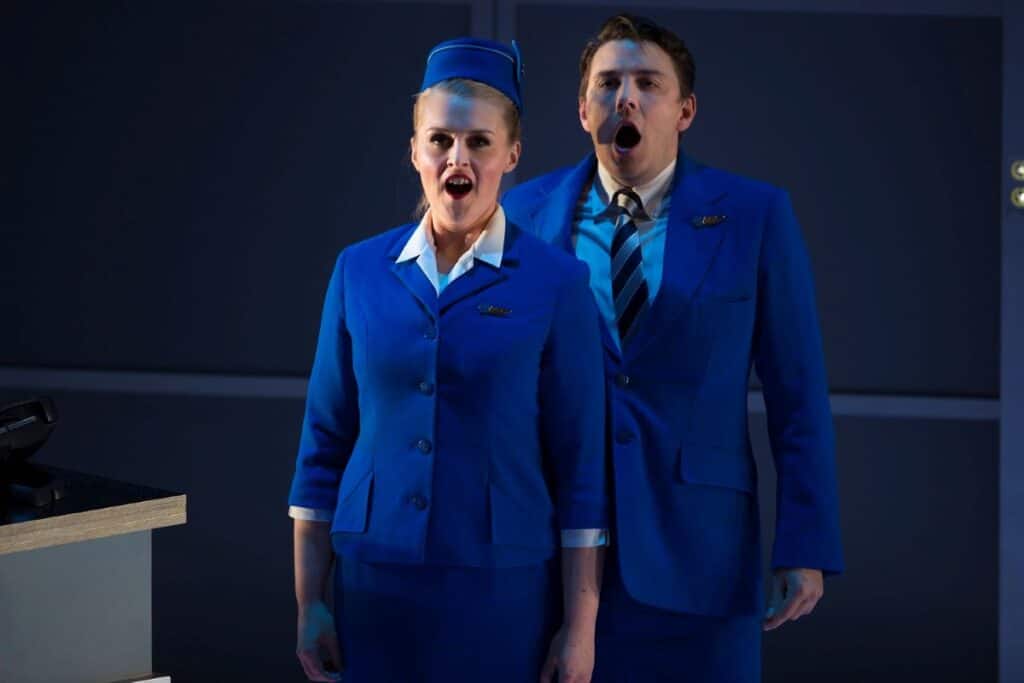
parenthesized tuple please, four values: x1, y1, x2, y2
(288, 506, 333, 522)
(560, 528, 611, 548)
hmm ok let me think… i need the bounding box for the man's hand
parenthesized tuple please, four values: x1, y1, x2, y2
(763, 568, 824, 631)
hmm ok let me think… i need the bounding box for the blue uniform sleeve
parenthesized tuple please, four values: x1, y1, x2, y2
(753, 190, 844, 575)
(287, 250, 360, 515)
(540, 260, 609, 532)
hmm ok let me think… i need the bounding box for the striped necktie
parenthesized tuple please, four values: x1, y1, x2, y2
(610, 188, 649, 343)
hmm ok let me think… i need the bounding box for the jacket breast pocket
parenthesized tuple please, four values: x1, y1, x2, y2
(696, 291, 756, 348)
(699, 291, 752, 304)
(677, 443, 757, 495)
(332, 468, 373, 533)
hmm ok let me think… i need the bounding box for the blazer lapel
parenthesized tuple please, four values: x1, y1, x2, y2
(387, 225, 439, 321)
(437, 224, 523, 315)
(527, 154, 622, 359)
(438, 263, 508, 315)
(626, 155, 729, 359)
(529, 154, 596, 251)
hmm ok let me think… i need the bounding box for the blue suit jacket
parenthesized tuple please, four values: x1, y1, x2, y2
(503, 154, 844, 616)
(288, 220, 608, 568)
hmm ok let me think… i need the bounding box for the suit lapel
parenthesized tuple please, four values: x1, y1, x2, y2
(438, 263, 508, 315)
(528, 154, 621, 358)
(529, 154, 596, 251)
(626, 155, 729, 360)
(387, 225, 439, 321)
(437, 223, 522, 315)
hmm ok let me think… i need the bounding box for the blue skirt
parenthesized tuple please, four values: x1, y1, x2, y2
(335, 557, 559, 682)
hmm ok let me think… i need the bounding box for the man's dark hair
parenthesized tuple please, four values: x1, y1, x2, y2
(578, 14, 695, 100)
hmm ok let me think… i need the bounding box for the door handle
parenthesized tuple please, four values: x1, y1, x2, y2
(1011, 160, 1024, 209)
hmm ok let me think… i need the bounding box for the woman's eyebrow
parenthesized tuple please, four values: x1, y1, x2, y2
(425, 126, 495, 135)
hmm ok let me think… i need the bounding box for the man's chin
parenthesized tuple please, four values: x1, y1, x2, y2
(600, 144, 646, 175)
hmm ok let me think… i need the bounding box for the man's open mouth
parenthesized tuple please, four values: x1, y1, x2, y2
(444, 175, 473, 199)
(614, 122, 642, 150)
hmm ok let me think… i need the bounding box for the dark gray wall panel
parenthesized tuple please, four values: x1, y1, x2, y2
(516, 7, 1000, 397)
(1001, 5, 1024, 681)
(752, 414, 997, 682)
(4, 2, 468, 375)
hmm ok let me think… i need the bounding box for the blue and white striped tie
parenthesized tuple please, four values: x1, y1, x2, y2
(610, 188, 649, 342)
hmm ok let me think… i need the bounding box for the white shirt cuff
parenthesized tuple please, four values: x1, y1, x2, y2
(288, 506, 333, 522)
(560, 528, 611, 548)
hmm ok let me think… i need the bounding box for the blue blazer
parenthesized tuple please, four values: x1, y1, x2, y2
(503, 154, 844, 616)
(288, 219, 608, 568)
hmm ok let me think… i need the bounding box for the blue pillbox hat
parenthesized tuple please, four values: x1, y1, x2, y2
(421, 37, 524, 112)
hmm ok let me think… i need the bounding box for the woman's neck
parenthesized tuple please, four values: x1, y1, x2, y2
(431, 205, 496, 274)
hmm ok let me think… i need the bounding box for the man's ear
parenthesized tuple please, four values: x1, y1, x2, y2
(578, 97, 592, 134)
(677, 93, 697, 134)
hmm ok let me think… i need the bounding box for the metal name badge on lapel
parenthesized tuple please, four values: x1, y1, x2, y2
(477, 304, 511, 317)
(691, 215, 728, 229)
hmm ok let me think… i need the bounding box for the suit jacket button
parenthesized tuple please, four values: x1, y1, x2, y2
(615, 373, 631, 388)
(416, 438, 433, 454)
(418, 381, 435, 395)
(615, 430, 635, 445)
(410, 494, 428, 510)
(423, 325, 438, 340)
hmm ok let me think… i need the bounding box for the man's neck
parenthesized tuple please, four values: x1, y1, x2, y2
(602, 155, 678, 191)
(596, 157, 678, 217)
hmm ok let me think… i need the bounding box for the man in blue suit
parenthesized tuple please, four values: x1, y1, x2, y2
(504, 14, 844, 682)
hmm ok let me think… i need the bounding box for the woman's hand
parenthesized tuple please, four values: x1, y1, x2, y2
(540, 622, 595, 683)
(296, 599, 343, 682)
(294, 519, 341, 680)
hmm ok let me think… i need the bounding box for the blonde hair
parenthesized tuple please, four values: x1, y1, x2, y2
(411, 78, 521, 217)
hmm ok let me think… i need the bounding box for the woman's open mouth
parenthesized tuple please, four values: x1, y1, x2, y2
(444, 175, 473, 199)
(613, 122, 642, 152)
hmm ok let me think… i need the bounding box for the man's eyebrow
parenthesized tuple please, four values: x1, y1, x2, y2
(593, 68, 667, 79)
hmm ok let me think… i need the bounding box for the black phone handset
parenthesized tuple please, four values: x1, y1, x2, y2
(0, 397, 58, 465)
(0, 397, 62, 506)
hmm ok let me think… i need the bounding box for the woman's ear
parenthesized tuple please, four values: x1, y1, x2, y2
(505, 140, 522, 173)
(409, 135, 419, 171)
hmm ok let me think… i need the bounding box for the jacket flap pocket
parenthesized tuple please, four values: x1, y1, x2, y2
(332, 468, 373, 533)
(677, 443, 756, 494)
(489, 485, 554, 547)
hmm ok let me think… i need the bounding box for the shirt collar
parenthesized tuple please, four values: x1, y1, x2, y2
(396, 205, 506, 268)
(595, 158, 677, 219)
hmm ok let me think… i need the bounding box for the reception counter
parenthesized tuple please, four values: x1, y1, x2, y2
(0, 467, 186, 683)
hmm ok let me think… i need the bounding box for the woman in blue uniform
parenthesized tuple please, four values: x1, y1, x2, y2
(287, 38, 608, 683)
